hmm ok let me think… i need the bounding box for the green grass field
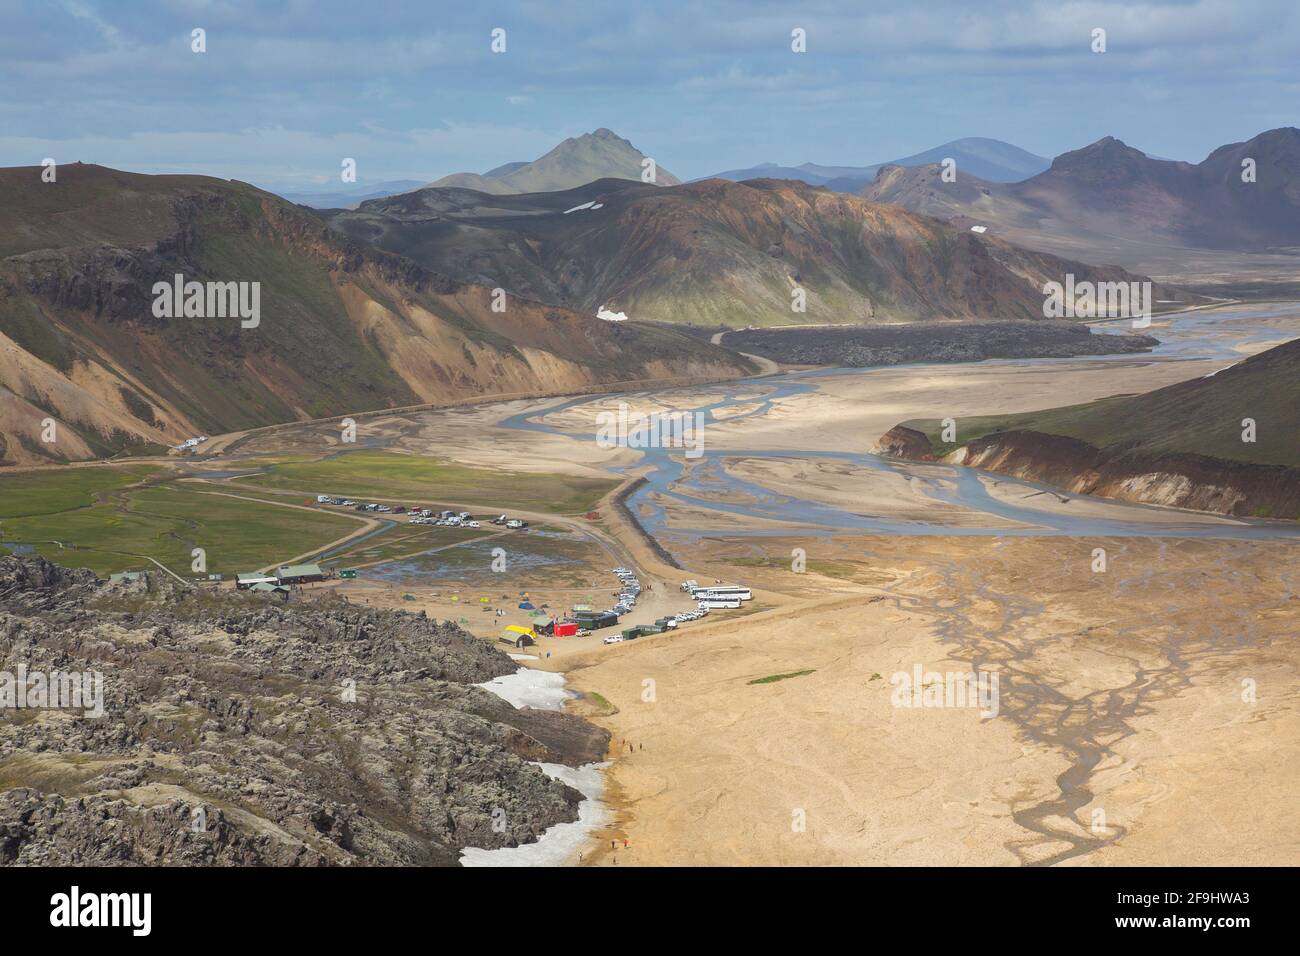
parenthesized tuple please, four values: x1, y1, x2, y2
(236, 450, 618, 514)
(0, 468, 360, 576)
(1, 447, 619, 578)
(0, 465, 163, 519)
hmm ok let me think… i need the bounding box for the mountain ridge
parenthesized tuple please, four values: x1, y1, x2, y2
(863, 128, 1300, 267)
(329, 174, 1181, 328)
(703, 137, 1051, 189)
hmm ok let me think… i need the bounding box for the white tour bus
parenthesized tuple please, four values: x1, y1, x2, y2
(692, 586, 752, 601)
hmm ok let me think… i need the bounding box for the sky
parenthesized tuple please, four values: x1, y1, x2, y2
(1, 0, 1297, 191)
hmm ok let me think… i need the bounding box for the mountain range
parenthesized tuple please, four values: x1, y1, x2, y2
(4, 125, 1293, 467)
(328, 175, 1173, 327)
(0, 163, 749, 466)
(277, 133, 1046, 210)
(272, 126, 1300, 278)
(704, 138, 1051, 190)
(863, 128, 1300, 269)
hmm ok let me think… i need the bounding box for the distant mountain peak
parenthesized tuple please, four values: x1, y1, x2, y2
(426, 127, 677, 194)
(1045, 136, 1161, 183)
(1230, 126, 1300, 159)
(1054, 136, 1147, 164)
(701, 138, 1050, 189)
(1249, 126, 1300, 144)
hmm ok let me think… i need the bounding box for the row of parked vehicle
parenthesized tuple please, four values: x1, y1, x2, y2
(611, 567, 640, 615)
(409, 510, 481, 528)
(314, 496, 529, 530)
(601, 568, 715, 644)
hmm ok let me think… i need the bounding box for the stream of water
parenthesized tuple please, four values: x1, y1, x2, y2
(499, 304, 1300, 549)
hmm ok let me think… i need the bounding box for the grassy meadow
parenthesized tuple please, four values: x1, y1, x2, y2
(236, 449, 618, 514)
(0, 467, 360, 576)
(0, 448, 616, 578)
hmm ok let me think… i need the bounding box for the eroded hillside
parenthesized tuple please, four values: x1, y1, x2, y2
(0, 164, 753, 465)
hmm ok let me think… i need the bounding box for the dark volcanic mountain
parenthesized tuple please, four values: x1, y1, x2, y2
(328, 176, 1174, 328)
(427, 128, 680, 194)
(864, 128, 1300, 267)
(0, 163, 751, 465)
(878, 337, 1300, 518)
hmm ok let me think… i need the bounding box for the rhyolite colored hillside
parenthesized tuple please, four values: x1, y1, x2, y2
(0, 163, 753, 465)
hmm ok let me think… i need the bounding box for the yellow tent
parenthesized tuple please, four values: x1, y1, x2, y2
(501, 624, 533, 647)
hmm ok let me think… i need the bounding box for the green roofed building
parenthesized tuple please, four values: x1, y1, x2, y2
(108, 571, 148, 585)
(275, 563, 326, 585)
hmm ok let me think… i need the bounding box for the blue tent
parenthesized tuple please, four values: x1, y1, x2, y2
(518, 601, 535, 610)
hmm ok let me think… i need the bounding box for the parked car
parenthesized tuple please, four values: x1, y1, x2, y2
(603, 635, 624, 644)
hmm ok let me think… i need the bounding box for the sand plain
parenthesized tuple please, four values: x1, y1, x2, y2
(564, 535, 1298, 867)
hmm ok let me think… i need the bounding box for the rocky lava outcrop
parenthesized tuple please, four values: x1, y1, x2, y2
(0, 557, 608, 865)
